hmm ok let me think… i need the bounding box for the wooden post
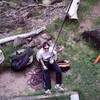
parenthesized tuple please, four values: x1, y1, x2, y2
(0, 27, 46, 45)
(70, 92, 79, 100)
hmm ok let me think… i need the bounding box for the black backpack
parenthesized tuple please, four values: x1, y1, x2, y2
(11, 48, 33, 71)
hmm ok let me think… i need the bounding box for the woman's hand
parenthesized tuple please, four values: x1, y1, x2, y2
(49, 58, 54, 64)
(43, 65, 48, 70)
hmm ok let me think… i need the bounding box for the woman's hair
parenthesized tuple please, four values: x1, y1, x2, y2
(42, 42, 50, 48)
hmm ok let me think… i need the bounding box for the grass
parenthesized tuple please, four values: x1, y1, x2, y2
(47, 27, 100, 100)
(63, 47, 100, 100)
(78, 0, 100, 21)
(1, 45, 19, 67)
(93, 17, 100, 29)
(46, 1, 100, 100)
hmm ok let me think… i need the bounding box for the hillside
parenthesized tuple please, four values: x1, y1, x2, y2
(0, 0, 100, 100)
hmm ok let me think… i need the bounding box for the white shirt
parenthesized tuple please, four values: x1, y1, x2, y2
(36, 46, 57, 61)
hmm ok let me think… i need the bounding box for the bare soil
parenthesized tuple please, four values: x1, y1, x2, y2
(0, 68, 35, 97)
(79, 2, 100, 32)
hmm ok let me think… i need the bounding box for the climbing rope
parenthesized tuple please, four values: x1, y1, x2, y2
(51, 0, 73, 53)
(27, 67, 45, 90)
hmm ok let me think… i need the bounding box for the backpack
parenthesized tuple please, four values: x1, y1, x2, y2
(11, 48, 33, 71)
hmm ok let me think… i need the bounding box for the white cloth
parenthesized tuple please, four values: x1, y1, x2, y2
(36, 46, 57, 61)
(66, 0, 80, 19)
(0, 49, 5, 64)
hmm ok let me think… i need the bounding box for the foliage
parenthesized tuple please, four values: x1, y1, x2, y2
(93, 17, 100, 29)
(1, 45, 19, 67)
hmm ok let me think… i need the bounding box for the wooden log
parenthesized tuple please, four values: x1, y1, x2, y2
(5, 91, 77, 100)
(0, 27, 46, 45)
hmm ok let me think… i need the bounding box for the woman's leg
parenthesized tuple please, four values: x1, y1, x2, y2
(44, 70, 51, 90)
(44, 62, 51, 90)
(50, 61, 62, 85)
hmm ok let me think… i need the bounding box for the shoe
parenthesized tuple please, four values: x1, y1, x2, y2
(55, 84, 64, 92)
(45, 89, 52, 95)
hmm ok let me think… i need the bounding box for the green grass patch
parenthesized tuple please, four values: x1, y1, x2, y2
(1, 45, 36, 68)
(1, 45, 19, 67)
(78, 0, 99, 21)
(61, 40, 100, 100)
(93, 17, 100, 28)
(85, 0, 100, 5)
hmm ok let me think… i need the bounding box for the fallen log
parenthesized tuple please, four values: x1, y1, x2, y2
(0, 27, 46, 45)
(4, 91, 79, 100)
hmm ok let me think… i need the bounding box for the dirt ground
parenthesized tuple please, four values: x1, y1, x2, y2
(79, 2, 100, 32)
(0, 68, 35, 97)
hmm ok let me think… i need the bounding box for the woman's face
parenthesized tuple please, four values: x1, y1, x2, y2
(43, 45, 49, 52)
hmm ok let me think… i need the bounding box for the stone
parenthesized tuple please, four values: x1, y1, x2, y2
(20, 0, 36, 6)
(42, 0, 62, 5)
(8, 2, 19, 9)
(40, 33, 52, 40)
(13, 37, 27, 47)
(26, 38, 41, 48)
(0, 34, 5, 39)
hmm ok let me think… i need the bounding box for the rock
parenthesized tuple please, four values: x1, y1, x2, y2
(82, 29, 100, 49)
(42, 0, 51, 5)
(42, 0, 62, 5)
(27, 38, 41, 48)
(20, 0, 36, 6)
(8, 2, 19, 9)
(13, 37, 27, 47)
(24, 32, 51, 48)
(56, 45, 64, 52)
(40, 32, 52, 40)
(73, 36, 80, 42)
(0, 1, 9, 7)
(0, 34, 5, 39)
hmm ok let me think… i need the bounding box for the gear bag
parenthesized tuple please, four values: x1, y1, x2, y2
(11, 48, 33, 71)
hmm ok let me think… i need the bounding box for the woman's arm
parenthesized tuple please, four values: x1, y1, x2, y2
(39, 59, 48, 70)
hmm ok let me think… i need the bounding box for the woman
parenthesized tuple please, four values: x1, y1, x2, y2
(36, 42, 64, 94)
